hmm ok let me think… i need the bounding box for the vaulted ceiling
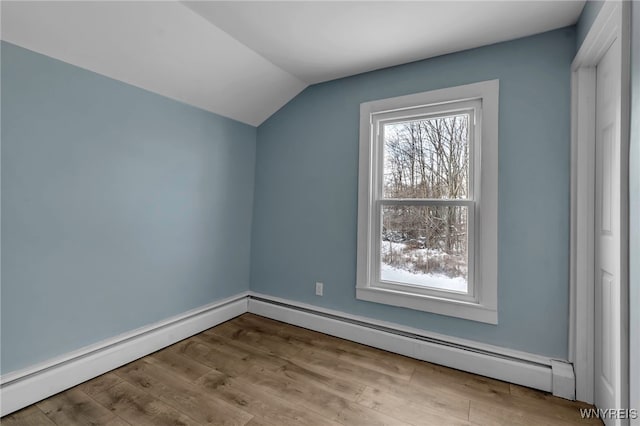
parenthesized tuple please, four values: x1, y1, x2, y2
(1, 1, 585, 126)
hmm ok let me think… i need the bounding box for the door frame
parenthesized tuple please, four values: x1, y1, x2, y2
(570, 0, 631, 405)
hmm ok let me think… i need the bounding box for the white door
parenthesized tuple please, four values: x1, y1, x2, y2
(594, 36, 626, 425)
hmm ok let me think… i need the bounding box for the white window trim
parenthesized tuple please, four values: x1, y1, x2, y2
(356, 80, 499, 324)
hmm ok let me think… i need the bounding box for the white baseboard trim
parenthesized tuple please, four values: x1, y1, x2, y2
(1, 290, 577, 417)
(248, 292, 575, 397)
(551, 360, 576, 400)
(0, 292, 249, 417)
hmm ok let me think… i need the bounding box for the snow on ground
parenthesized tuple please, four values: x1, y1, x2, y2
(380, 264, 467, 292)
(381, 241, 448, 258)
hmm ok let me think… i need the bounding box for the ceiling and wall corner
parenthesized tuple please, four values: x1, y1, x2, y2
(1, 1, 585, 127)
(0, 1, 307, 126)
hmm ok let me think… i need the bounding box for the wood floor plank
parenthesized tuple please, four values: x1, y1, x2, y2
(241, 364, 412, 426)
(194, 330, 258, 358)
(357, 388, 471, 426)
(92, 380, 199, 426)
(468, 399, 588, 426)
(271, 355, 366, 401)
(115, 358, 253, 426)
(357, 367, 479, 416)
(505, 385, 603, 425)
(469, 399, 536, 426)
(238, 314, 416, 380)
(195, 330, 291, 371)
(147, 345, 212, 382)
(209, 319, 303, 359)
(237, 313, 349, 354)
(358, 385, 470, 422)
(37, 388, 129, 426)
(197, 328, 366, 401)
(509, 383, 596, 410)
(146, 339, 333, 425)
(1, 405, 56, 425)
(244, 417, 280, 426)
(173, 336, 279, 378)
(77, 372, 123, 397)
(288, 347, 408, 390)
(102, 417, 131, 425)
(411, 361, 511, 398)
(332, 345, 415, 381)
(333, 403, 414, 426)
(414, 371, 601, 426)
(195, 371, 342, 426)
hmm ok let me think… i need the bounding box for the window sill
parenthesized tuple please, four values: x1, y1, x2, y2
(356, 286, 498, 324)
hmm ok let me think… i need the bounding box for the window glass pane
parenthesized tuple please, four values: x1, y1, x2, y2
(381, 205, 468, 293)
(383, 113, 470, 199)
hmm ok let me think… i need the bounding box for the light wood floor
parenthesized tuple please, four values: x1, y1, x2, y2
(3, 313, 600, 426)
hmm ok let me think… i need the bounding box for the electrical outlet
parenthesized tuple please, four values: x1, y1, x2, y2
(315, 282, 323, 296)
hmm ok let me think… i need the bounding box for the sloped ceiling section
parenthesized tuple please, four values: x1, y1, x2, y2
(0, 1, 307, 126)
(1, 1, 584, 126)
(186, 1, 585, 85)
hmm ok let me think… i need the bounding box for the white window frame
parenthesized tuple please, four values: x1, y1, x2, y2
(356, 80, 499, 324)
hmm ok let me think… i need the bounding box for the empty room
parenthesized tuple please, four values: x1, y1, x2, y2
(1, 0, 638, 425)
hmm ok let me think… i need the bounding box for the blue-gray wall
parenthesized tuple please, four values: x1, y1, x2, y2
(251, 28, 576, 358)
(629, 1, 639, 416)
(576, 1, 605, 51)
(1, 42, 256, 374)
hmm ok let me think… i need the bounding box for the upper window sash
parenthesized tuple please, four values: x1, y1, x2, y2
(370, 99, 482, 123)
(372, 100, 480, 204)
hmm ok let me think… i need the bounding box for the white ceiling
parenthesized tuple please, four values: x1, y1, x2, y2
(186, 1, 585, 85)
(1, 1, 584, 126)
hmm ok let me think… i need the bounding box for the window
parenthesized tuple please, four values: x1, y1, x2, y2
(356, 80, 498, 324)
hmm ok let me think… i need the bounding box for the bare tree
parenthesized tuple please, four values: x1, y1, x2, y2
(382, 113, 470, 278)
